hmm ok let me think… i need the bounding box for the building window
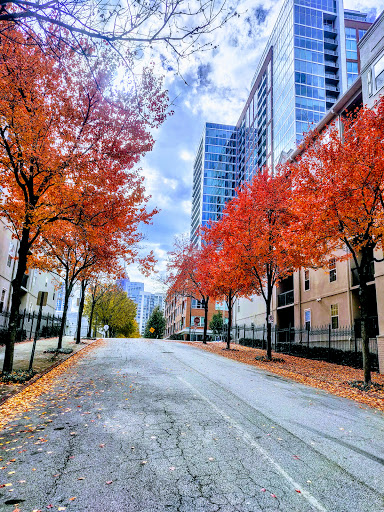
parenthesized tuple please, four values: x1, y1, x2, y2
(329, 258, 336, 282)
(331, 304, 339, 329)
(367, 68, 373, 96)
(191, 299, 204, 309)
(304, 269, 310, 291)
(304, 309, 311, 330)
(0, 289, 6, 313)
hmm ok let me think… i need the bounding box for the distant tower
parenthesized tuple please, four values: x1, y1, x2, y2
(190, 122, 236, 246)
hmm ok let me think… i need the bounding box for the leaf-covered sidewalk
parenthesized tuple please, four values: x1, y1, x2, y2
(184, 342, 384, 413)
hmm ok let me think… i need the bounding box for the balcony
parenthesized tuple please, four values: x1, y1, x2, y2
(325, 73, 339, 81)
(277, 290, 294, 308)
(324, 37, 338, 48)
(323, 26, 337, 38)
(351, 262, 375, 286)
(325, 60, 338, 69)
(325, 84, 339, 92)
(324, 49, 338, 56)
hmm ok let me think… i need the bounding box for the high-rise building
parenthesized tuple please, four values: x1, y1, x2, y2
(190, 122, 236, 246)
(236, 0, 371, 181)
(118, 277, 164, 335)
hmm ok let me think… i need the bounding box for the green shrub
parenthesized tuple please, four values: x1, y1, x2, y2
(1, 369, 36, 383)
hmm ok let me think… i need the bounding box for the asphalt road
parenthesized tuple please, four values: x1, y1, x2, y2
(0, 339, 383, 512)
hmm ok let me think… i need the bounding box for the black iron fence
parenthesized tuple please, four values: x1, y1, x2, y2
(0, 309, 62, 345)
(224, 323, 379, 371)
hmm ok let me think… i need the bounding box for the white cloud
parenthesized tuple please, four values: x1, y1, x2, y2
(179, 149, 195, 161)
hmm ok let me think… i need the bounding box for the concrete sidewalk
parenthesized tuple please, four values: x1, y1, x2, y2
(0, 336, 96, 401)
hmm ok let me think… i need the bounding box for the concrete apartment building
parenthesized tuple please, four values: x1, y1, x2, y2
(0, 218, 58, 329)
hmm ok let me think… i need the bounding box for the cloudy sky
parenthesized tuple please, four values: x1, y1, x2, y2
(127, 0, 384, 292)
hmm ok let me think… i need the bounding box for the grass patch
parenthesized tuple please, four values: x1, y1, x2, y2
(44, 348, 73, 354)
(255, 355, 285, 363)
(348, 380, 384, 392)
(1, 369, 36, 383)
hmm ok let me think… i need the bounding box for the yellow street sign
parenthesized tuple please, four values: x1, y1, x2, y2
(149, 327, 155, 333)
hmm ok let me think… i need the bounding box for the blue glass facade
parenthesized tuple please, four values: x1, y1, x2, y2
(235, 0, 370, 180)
(191, 123, 236, 245)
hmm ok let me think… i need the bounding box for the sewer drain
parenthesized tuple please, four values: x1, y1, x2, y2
(4, 499, 25, 505)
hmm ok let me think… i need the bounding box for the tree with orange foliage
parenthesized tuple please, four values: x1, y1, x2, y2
(166, 237, 211, 343)
(0, 27, 168, 373)
(288, 97, 384, 384)
(207, 172, 300, 359)
(33, 193, 156, 349)
(201, 228, 252, 350)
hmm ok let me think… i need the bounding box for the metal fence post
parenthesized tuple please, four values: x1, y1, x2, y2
(288, 323, 292, 354)
(307, 326, 310, 349)
(20, 309, 25, 332)
(328, 324, 331, 360)
(244, 324, 246, 340)
(29, 312, 35, 340)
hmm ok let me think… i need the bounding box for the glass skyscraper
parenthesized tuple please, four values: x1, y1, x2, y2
(236, 0, 371, 181)
(190, 122, 236, 245)
(190, 0, 371, 244)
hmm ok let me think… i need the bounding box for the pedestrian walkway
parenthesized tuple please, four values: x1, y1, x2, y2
(0, 337, 95, 401)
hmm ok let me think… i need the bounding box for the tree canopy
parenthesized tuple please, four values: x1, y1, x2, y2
(0, 25, 167, 372)
(86, 285, 138, 338)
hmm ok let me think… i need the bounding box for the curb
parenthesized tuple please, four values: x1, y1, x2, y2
(0, 339, 102, 406)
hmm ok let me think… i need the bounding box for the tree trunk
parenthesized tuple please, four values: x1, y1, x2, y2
(2, 228, 30, 374)
(359, 275, 371, 385)
(226, 291, 232, 350)
(57, 281, 73, 350)
(93, 314, 98, 337)
(87, 300, 96, 338)
(265, 296, 272, 360)
(76, 280, 87, 344)
(87, 285, 98, 338)
(202, 297, 209, 344)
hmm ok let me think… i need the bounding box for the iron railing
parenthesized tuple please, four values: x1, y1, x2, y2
(0, 309, 62, 344)
(223, 323, 379, 370)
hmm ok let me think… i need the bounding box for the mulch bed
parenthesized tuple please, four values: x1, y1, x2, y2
(184, 341, 384, 412)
